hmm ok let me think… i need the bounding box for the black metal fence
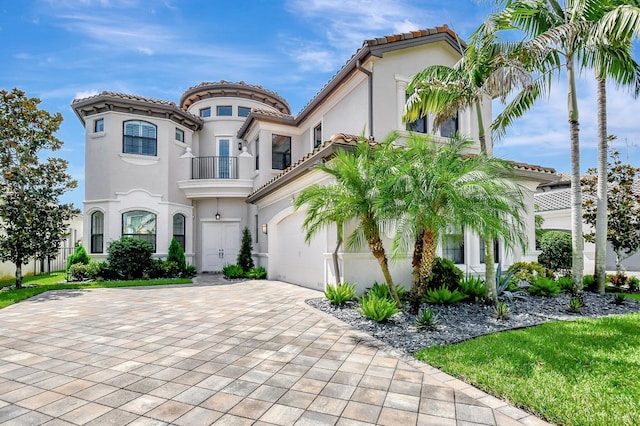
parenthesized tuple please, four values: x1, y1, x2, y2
(191, 156, 238, 179)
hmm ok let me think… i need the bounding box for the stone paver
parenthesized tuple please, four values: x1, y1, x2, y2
(0, 276, 552, 425)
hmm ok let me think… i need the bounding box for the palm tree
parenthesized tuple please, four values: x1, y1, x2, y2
(294, 136, 402, 306)
(379, 133, 528, 307)
(404, 34, 532, 301)
(587, 2, 640, 293)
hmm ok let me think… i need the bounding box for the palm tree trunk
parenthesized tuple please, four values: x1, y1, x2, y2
(567, 58, 585, 299)
(476, 100, 487, 154)
(412, 231, 424, 288)
(417, 230, 437, 297)
(595, 76, 608, 294)
(332, 224, 343, 283)
(485, 239, 497, 301)
(365, 226, 401, 307)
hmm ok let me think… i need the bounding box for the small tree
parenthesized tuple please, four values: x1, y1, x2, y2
(583, 150, 640, 278)
(107, 237, 153, 280)
(0, 88, 78, 288)
(538, 231, 572, 275)
(66, 244, 90, 271)
(236, 227, 254, 272)
(167, 238, 186, 271)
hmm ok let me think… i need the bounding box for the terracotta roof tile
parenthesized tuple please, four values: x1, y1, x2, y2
(72, 91, 177, 107)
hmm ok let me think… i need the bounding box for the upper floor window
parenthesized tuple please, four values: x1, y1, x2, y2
(122, 210, 156, 251)
(406, 115, 428, 134)
(217, 105, 232, 116)
(91, 211, 104, 253)
(200, 107, 211, 118)
(440, 113, 459, 138)
(175, 128, 184, 143)
(238, 106, 251, 117)
(123, 120, 157, 156)
(314, 123, 322, 148)
(255, 138, 260, 170)
(443, 233, 464, 264)
(173, 213, 186, 250)
(272, 134, 291, 170)
(94, 118, 104, 133)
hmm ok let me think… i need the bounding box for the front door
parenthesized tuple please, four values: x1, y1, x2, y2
(202, 222, 240, 272)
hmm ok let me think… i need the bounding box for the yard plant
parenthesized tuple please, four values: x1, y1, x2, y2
(357, 293, 399, 322)
(323, 282, 356, 305)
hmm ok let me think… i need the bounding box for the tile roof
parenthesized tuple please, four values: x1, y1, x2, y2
(72, 91, 177, 107)
(535, 177, 639, 212)
(363, 25, 462, 48)
(508, 160, 556, 175)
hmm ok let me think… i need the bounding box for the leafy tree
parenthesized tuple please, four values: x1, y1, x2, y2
(236, 227, 254, 273)
(167, 237, 186, 271)
(0, 88, 78, 288)
(294, 134, 402, 307)
(538, 231, 573, 274)
(379, 134, 527, 309)
(582, 150, 640, 276)
(107, 237, 153, 280)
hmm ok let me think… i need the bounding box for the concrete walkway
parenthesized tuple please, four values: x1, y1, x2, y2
(0, 277, 551, 425)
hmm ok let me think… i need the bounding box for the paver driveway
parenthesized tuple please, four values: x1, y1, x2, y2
(0, 278, 550, 425)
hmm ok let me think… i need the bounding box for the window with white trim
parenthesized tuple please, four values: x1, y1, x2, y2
(175, 128, 184, 143)
(314, 123, 322, 148)
(443, 233, 465, 264)
(123, 120, 157, 156)
(94, 118, 104, 133)
(441, 113, 459, 138)
(272, 134, 291, 170)
(122, 210, 157, 251)
(238, 106, 251, 117)
(200, 107, 211, 118)
(217, 105, 232, 116)
(91, 211, 104, 253)
(173, 213, 186, 250)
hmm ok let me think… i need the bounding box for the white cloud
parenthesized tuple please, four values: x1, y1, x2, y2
(74, 90, 99, 100)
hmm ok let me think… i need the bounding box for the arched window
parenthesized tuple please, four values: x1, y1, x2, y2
(122, 210, 156, 251)
(173, 213, 186, 250)
(123, 120, 157, 156)
(91, 211, 104, 253)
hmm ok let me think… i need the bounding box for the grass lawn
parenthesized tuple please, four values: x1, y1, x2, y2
(415, 313, 640, 426)
(0, 272, 192, 309)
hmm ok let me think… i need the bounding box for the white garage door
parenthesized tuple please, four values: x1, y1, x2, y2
(271, 211, 325, 290)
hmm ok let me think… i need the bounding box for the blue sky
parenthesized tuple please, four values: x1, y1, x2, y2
(1, 0, 639, 211)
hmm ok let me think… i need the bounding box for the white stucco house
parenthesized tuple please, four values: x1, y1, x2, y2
(72, 26, 556, 293)
(536, 175, 640, 273)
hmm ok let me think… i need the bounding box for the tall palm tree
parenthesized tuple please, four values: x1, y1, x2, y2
(379, 134, 528, 307)
(482, 0, 637, 298)
(587, 2, 640, 293)
(294, 136, 402, 306)
(404, 34, 532, 301)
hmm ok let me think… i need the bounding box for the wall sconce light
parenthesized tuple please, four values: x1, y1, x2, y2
(262, 224, 268, 234)
(215, 213, 221, 220)
(238, 141, 243, 150)
(215, 198, 220, 220)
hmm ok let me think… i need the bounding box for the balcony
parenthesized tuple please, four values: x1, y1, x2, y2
(191, 156, 238, 179)
(177, 155, 255, 199)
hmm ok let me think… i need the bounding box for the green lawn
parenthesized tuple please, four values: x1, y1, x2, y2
(415, 314, 640, 426)
(0, 272, 192, 309)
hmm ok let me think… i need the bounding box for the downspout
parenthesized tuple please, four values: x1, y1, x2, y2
(356, 59, 374, 140)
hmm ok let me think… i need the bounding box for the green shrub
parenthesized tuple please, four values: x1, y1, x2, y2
(167, 238, 186, 271)
(67, 263, 88, 282)
(567, 297, 584, 313)
(107, 237, 153, 280)
(583, 274, 596, 291)
(538, 231, 572, 274)
(424, 257, 464, 291)
(507, 261, 553, 286)
(366, 282, 408, 301)
(66, 244, 90, 271)
(423, 286, 467, 304)
(492, 302, 511, 320)
(181, 264, 197, 278)
(628, 276, 639, 291)
(324, 282, 356, 305)
(236, 227, 255, 273)
(556, 276, 573, 292)
(529, 277, 562, 297)
(146, 258, 166, 279)
(415, 308, 440, 331)
(222, 264, 245, 279)
(85, 260, 110, 280)
(459, 276, 487, 302)
(357, 294, 399, 322)
(612, 294, 626, 305)
(246, 266, 267, 279)
(608, 274, 628, 288)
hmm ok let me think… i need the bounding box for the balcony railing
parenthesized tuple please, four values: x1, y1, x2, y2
(191, 156, 238, 179)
